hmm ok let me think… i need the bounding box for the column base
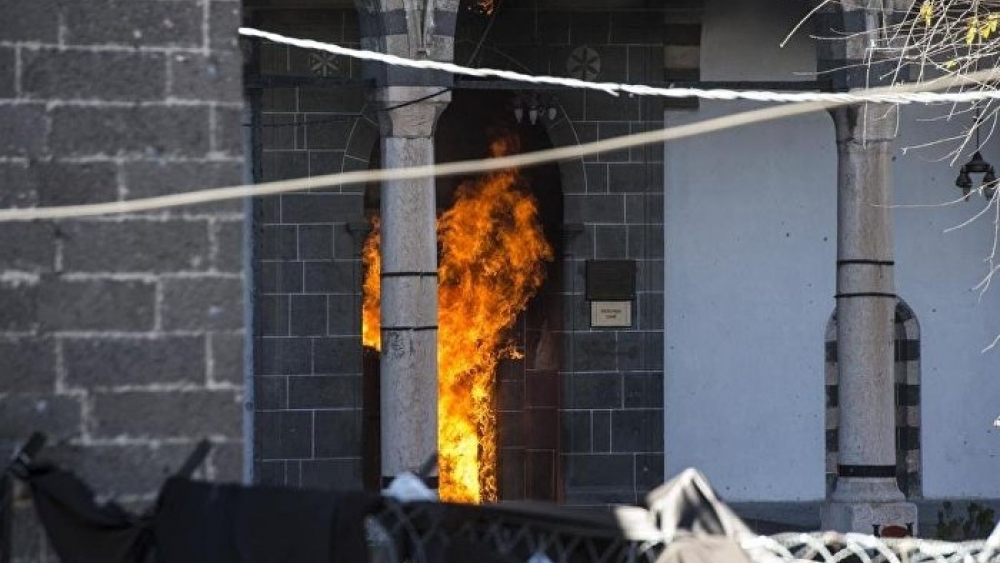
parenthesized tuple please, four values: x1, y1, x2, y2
(830, 476, 906, 503)
(821, 499, 918, 535)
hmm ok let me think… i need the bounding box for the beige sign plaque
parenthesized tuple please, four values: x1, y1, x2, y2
(590, 301, 632, 328)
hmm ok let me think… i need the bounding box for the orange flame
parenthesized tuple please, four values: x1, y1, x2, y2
(437, 136, 552, 502)
(465, 0, 495, 15)
(477, 0, 496, 15)
(361, 135, 552, 503)
(361, 217, 381, 351)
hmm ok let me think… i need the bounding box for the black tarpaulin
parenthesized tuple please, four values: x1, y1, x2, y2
(1, 473, 13, 563)
(5, 434, 382, 563)
(17, 462, 152, 563)
(7, 429, 761, 563)
(154, 477, 379, 563)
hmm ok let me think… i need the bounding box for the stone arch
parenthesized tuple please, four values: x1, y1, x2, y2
(342, 107, 379, 173)
(892, 300, 921, 496)
(357, 88, 571, 500)
(825, 298, 922, 498)
(543, 111, 588, 208)
(340, 103, 381, 490)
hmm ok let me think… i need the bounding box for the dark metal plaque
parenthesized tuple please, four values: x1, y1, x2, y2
(585, 260, 636, 301)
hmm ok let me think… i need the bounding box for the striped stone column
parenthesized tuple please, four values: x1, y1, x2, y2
(376, 88, 449, 482)
(817, 2, 917, 533)
(358, 0, 459, 483)
(829, 103, 903, 503)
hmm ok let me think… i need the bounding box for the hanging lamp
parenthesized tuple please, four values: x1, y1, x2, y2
(955, 109, 998, 201)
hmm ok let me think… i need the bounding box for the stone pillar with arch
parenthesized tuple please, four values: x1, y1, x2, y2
(816, 0, 918, 533)
(357, 0, 460, 483)
(376, 89, 450, 482)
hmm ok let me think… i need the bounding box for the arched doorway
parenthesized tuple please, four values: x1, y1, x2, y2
(360, 88, 566, 501)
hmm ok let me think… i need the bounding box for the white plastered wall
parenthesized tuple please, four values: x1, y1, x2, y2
(664, 0, 1000, 501)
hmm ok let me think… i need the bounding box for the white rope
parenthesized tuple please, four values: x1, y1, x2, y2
(0, 66, 997, 222)
(0, 101, 827, 221)
(241, 27, 1000, 106)
(747, 531, 1000, 563)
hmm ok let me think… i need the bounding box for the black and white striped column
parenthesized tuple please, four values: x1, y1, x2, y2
(821, 102, 916, 532)
(831, 103, 902, 500)
(817, 0, 917, 533)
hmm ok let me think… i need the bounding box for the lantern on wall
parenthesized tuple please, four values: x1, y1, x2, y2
(955, 111, 998, 201)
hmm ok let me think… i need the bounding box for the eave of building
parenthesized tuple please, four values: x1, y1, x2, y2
(243, 0, 672, 11)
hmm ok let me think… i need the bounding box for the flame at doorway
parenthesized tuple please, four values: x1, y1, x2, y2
(361, 135, 553, 503)
(361, 218, 381, 351)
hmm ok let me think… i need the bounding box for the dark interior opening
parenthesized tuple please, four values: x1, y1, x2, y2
(362, 88, 565, 500)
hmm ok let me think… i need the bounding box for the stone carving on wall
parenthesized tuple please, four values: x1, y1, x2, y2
(566, 46, 600, 80)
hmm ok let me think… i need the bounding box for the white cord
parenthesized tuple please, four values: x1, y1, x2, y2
(240, 27, 1000, 105)
(0, 100, 829, 221)
(6, 62, 997, 223)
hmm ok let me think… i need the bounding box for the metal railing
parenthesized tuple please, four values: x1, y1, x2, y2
(367, 497, 1000, 563)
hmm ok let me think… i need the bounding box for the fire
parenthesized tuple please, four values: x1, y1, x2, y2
(437, 136, 553, 502)
(361, 217, 381, 350)
(361, 135, 552, 503)
(477, 0, 496, 15)
(465, 0, 495, 15)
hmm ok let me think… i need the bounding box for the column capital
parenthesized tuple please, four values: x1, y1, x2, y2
(813, 3, 907, 89)
(375, 86, 451, 138)
(357, 0, 460, 86)
(830, 103, 898, 144)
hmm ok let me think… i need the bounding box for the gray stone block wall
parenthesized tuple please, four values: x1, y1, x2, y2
(0, 1, 246, 560)
(248, 9, 370, 491)
(249, 6, 665, 504)
(464, 8, 667, 506)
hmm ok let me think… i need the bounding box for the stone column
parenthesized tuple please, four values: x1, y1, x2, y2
(821, 104, 917, 533)
(377, 86, 450, 482)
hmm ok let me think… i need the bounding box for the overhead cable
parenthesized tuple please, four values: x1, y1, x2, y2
(240, 27, 1000, 106)
(2, 67, 998, 222)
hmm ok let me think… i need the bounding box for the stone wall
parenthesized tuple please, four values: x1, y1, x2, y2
(247, 8, 371, 490)
(462, 7, 666, 506)
(0, 1, 246, 560)
(248, 5, 666, 505)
